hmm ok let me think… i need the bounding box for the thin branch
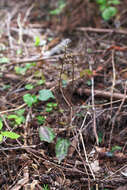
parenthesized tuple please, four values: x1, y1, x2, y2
(77, 88, 127, 101)
(89, 58, 99, 145)
(79, 131, 95, 181)
(109, 82, 127, 149)
(108, 49, 116, 149)
(77, 27, 127, 35)
(0, 103, 26, 114)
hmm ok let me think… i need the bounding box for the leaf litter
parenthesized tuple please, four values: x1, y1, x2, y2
(0, 0, 127, 189)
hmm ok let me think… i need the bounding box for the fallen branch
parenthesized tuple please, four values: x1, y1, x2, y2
(77, 27, 127, 35)
(77, 88, 127, 101)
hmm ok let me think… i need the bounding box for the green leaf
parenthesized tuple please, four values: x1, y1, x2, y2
(53, 103, 57, 107)
(0, 57, 9, 64)
(38, 89, 55, 101)
(0, 43, 6, 51)
(25, 84, 34, 90)
(0, 134, 3, 142)
(37, 79, 45, 85)
(96, 0, 106, 5)
(8, 114, 24, 125)
(0, 118, 3, 130)
(16, 48, 22, 55)
(46, 102, 57, 108)
(80, 69, 93, 77)
(111, 145, 122, 152)
(15, 66, 27, 75)
(15, 116, 25, 125)
(62, 80, 67, 88)
(42, 184, 49, 190)
(86, 80, 92, 86)
(102, 7, 117, 20)
(46, 102, 54, 108)
(2, 84, 11, 90)
(87, 48, 92, 53)
(15, 63, 36, 75)
(55, 138, 70, 163)
(1, 131, 20, 139)
(15, 109, 25, 116)
(25, 62, 36, 69)
(45, 107, 53, 112)
(34, 70, 44, 78)
(8, 115, 18, 120)
(49, 3, 66, 15)
(37, 116, 46, 124)
(8, 114, 25, 125)
(23, 93, 38, 107)
(8, 110, 25, 125)
(98, 132, 103, 143)
(34, 36, 40, 46)
(39, 126, 55, 143)
(100, 4, 107, 12)
(108, 0, 120, 5)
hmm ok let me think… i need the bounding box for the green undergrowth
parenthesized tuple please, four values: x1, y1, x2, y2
(96, 0, 120, 21)
(0, 77, 70, 163)
(23, 88, 70, 163)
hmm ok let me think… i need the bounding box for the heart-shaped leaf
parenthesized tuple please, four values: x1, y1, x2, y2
(23, 93, 37, 107)
(38, 89, 55, 101)
(55, 138, 70, 163)
(39, 126, 55, 143)
(102, 7, 117, 20)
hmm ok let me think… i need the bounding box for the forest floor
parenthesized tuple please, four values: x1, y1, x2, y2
(0, 0, 127, 190)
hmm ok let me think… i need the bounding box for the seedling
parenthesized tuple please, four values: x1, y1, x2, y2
(39, 126, 70, 163)
(38, 89, 55, 101)
(34, 36, 47, 46)
(96, 0, 120, 21)
(15, 62, 36, 75)
(0, 117, 20, 142)
(23, 93, 38, 107)
(34, 36, 40, 46)
(49, 0, 66, 15)
(36, 79, 45, 85)
(55, 138, 70, 164)
(111, 145, 122, 152)
(23, 89, 55, 108)
(42, 184, 50, 190)
(7, 109, 25, 125)
(25, 84, 34, 90)
(36, 115, 46, 124)
(45, 102, 58, 112)
(15, 66, 27, 75)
